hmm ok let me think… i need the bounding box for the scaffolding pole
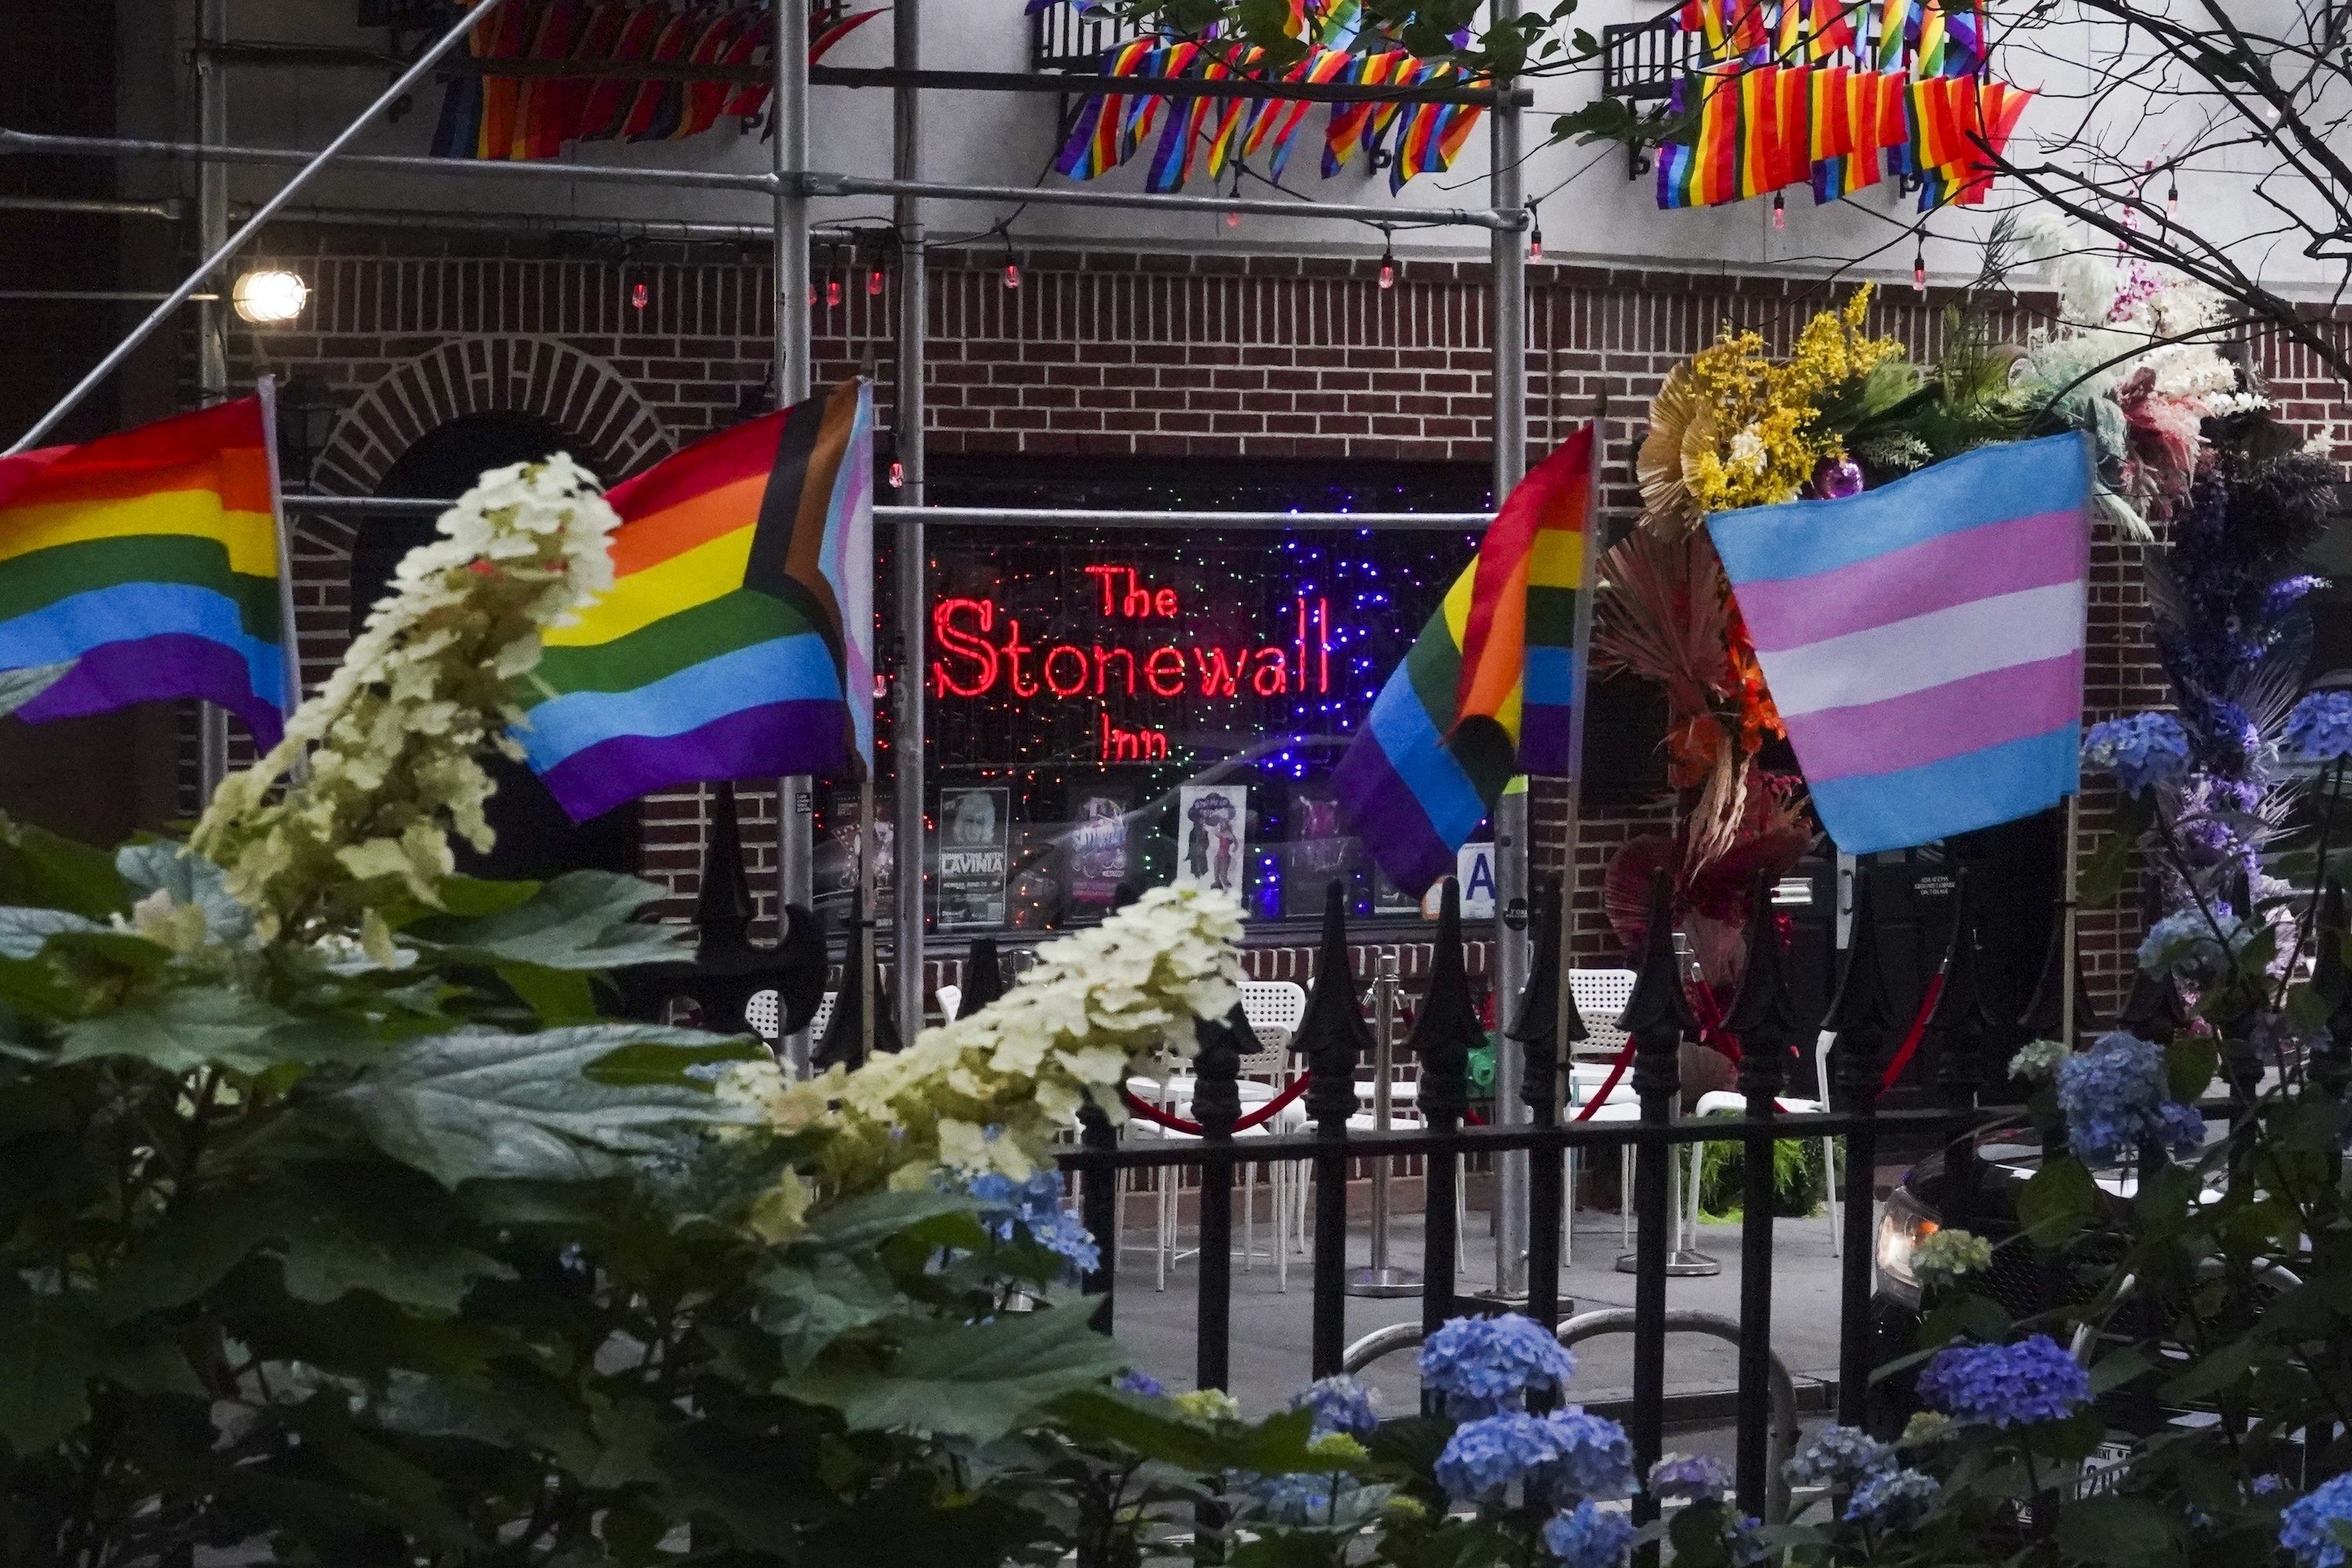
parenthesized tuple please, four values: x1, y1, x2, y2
(775, 0, 817, 1073)
(891, 0, 930, 1044)
(196, 0, 233, 801)
(0, 0, 521, 457)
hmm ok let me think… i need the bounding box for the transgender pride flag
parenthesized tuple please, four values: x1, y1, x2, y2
(1706, 434, 2093, 855)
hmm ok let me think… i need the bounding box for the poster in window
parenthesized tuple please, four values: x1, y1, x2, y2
(937, 786, 1010, 929)
(1067, 791, 1131, 908)
(815, 793, 892, 921)
(1174, 784, 1248, 905)
(1287, 785, 1354, 919)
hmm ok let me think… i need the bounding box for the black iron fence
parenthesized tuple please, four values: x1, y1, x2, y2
(1056, 867, 2020, 1533)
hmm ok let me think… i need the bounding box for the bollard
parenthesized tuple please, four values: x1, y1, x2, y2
(1348, 950, 1421, 1297)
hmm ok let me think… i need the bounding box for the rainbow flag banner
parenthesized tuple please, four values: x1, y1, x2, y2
(520, 380, 874, 823)
(0, 392, 296, 746)
(1334, 426, 1593, 895)
(1706, 434, 2091, 854)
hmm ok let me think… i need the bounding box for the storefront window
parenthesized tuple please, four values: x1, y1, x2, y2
(818, 457, 1500, 935)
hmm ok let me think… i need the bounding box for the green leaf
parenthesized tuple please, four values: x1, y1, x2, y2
(115, 840, 256, 949)
(0, 817, 127, 919)
(786, 1305, 1132, 1443)
(496, 961, 599, 1025)
(410, 870, 687, 971)
(0, 906, 103, 960)
(100, 1181, 515, 1321)
(2053, 1494, 2180, 1565)
(2161, 1337, 2256, 1403)
(321, 1022, 752, 1188)
(581, 1028, 764, 1087)
(804, 1188, 981, 1253)
(2087, 1345, 2154, 1396)
(0, 660, 74, 719)
(57, 985, 310, 1075)
(2078, 831, 2133, 908)
(0, 1285, 200, 1454)
(2017, 1154, 2098, 1245)
(2165, 1033, 2216, 1103)
(756, 1252, 903, 1370)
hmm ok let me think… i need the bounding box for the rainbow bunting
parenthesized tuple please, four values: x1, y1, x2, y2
(521, 380, 875, 823)
(0, 392, 296, 747)
(1913, 0, 1947, 77)
(1735, 64, 1781, 198)
(1807, 0, 1857, 59)
(1332, 427, 1594, 895)
(1872, 0, 1913, 70)
(1773, 64, 1813, 187)
(1316, 0, 1363, 48)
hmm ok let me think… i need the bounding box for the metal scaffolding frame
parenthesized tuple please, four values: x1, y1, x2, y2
(0, 0, 1537, 1094)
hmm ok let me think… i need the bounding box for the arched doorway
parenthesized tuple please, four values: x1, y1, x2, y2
(363, 414, 639, 883)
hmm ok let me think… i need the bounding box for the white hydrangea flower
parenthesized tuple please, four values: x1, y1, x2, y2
(730, 885, 1244, 1198)
(194, 456, 619, 942)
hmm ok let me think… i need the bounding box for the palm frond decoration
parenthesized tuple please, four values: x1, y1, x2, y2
(1637, 364, 1712, 537)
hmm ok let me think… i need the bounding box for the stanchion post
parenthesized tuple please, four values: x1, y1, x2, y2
(774, 0, 815, 1066)
(1299, 882, 1373, 1375)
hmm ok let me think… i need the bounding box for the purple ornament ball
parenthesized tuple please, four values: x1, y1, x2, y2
(1813, 456, 1864, 499)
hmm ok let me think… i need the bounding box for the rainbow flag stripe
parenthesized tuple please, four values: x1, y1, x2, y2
(520, 380, 873, 822)
(1707, 434, 2091, 854)
(1333, 427, 1593, 895)
(0, 394, 294, 746)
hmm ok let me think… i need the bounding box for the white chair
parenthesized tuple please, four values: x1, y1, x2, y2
(1567, 968, 1639, 1061)
(744, 989, 779, 1046)
(936, 983, 963, 1023)
(809, 991, 837, 1043)
(1240, 979, 1308, 1047)
(1123, 1053, 1302, 1291)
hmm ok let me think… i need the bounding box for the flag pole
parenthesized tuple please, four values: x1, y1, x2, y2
(860, 768, 878, 1061)
(1551, 394, 1607, 1088)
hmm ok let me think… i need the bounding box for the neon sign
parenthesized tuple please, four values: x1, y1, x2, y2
(931, 561, 1338, 764)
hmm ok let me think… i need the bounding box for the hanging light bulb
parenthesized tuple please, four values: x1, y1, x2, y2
(826, 277, 843, 308)
(2166, 179, 2179, 220)
(1912, 242, 1927, 292)
(630, 278, 649, 313)
(1225, 208, 1243, 228)
(867, 266, 885, 296)
(1526, 202, 1542, 260)
(1003, 256, 1021, 289)
(1377, 238, 1397, 291)
(1772, 191, 1787, 230)
(889, 459, 906, 488)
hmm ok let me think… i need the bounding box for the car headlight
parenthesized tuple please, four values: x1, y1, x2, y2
(1875, 1185, 1940, 1308)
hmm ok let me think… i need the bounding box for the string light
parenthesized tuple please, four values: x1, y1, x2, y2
(1912, 239, 1927, 292)
(1526, 202, 1543, 260)
(1772, 191, 1787, 230)
(1377, 234, 1397, 291)
(630, 279, 648, 313)
(890, 460, 906, 488)
(1003, 232, 1021, 290)
(2166, 179, 2179, 220)
(868, 265, 885, 296)
(826, 277, 843, 308)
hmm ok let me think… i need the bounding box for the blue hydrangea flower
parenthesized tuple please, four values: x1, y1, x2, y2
(2281, 1472, 2352, 1568)
(2083, 713, 2192, 796)
(1116, 1370, 1166, 1398)
(1647, 1452, 1731, 1502)
(2056, 1030, 2205, 1166)
(1419, 1314, 1577, 1419)
(1845, 1468, 1940, 1526)
(2137, 909, 2252, 976)
(2156, 1099, 2209, 1156)
(1540, 1407, 1638, 1503)
(964, 1170, 1101, 1273)
(1544, 1501, 1635, 1568)
(2253, 1473, 2289, 1497)
(2285, 691, 2352, 764)
(1917, 1335, 2090, 1427)
(1436, 1412, 1566, 1502)
(1254, 1472, 1339, 1526)
(1291, 1375, 1381, 1440)
(1783, 1425, 1895, 1489)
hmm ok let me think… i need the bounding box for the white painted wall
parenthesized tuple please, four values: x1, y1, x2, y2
(158, 0, 2344, 296)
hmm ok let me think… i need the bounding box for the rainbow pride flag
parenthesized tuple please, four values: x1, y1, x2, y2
(0, 392, 295, 746)
(1333, 426, 1593, 895)
(1706, 434, 2091, 854)
(521, 380, 874, 822)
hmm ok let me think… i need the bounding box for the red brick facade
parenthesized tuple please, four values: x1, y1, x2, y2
(227, 226, 2352, 1019)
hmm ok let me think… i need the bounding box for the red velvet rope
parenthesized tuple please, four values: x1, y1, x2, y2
(1570, 1034, 1639, 1122)
(1875, 968, 1947, 1098)
(1120, 1071, 1316, 1135)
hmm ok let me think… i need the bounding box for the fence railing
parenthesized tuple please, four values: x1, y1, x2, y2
(1058, 866, 2006, 1546)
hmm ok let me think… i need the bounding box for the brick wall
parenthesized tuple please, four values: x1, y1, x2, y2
(227, 224, 2352, 1016)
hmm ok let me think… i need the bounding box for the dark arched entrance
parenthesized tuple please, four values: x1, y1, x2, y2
(365, 414, 638, 883)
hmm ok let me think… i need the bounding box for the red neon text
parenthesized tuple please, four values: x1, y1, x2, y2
(1081, 564, 1180, 619)
(933, 592, 1333, 702)
(1100, 712, 1171, 761)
